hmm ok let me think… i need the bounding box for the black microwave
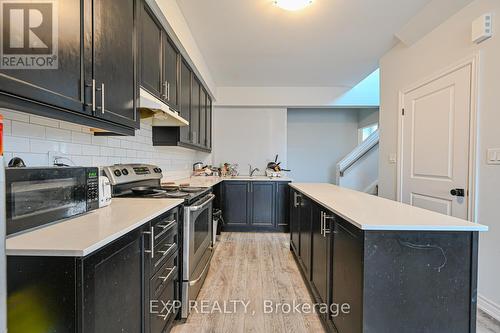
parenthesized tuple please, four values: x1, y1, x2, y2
(5, 167, 99, 235)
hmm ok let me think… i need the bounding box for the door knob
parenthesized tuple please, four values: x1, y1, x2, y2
(450, 188, 465, 197)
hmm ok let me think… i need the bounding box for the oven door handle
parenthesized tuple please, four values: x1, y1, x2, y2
(188, 194, 215, 212)
(189, 250, 213, 286)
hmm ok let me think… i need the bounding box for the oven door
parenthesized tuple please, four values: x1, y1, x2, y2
(6, 168, 87, 235)
(183, 193, 215, 281)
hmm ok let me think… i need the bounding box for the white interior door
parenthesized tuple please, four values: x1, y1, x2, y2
(401, 64, 471, 220)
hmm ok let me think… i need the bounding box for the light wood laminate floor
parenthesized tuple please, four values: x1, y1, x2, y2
(172, 232, 323, 333)
(172, 232, 500, 333)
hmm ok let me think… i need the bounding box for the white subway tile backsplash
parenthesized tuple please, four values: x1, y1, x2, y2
(4, 136, 30, 153)
(59, 121, 83, 132)
(1, 110, 210, 178)
(100, 146, 114, 157)
(46, 127, 72, 141)
(91, 135, 108, 146)
(81, 144, 100, 156)
(30, 139, 59, 153)
(11, 121, 45, 138)
(14, 152, 49, 166)
(30, 115, 59, 128)
(71, 131, 91, 144)
(108, 137, 121, 148)
(3, 119, 12, 136)
(0, 109, 29, 122)
(59, 142, 83, 155)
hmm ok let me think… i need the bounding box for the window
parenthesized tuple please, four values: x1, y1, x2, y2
(358, 123, 378, 143)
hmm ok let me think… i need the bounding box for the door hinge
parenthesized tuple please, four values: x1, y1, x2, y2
(402, 108, 405, 116)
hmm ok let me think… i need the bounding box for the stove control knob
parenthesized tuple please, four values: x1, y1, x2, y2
(114, 169, 122, 177)
(157, 168, 162, 173)
(154, 168, 162, 173)
(122, 169, 129, 176)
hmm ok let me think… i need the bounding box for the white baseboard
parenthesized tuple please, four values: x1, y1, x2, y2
(478, 294, 500, 322)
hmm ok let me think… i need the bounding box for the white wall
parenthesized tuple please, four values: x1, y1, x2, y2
(1, 109, 210, 181)
(287, 109, 359, 183)
(379, 0, 500, 318)
(358, 109, 379, 129)
(212, 107, 287, 175)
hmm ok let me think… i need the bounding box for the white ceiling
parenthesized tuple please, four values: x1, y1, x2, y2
(175, 0, 433, 87)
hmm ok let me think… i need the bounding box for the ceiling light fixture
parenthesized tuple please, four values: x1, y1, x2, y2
(273, 0, 313, 11)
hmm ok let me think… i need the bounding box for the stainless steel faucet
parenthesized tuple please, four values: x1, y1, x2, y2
(249, 164, 260, 177)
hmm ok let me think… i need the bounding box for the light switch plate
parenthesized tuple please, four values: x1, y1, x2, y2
(487, 148, 500, 164)
(389, 153, 397, 164)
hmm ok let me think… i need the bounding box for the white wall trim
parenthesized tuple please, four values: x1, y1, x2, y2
(396, 54, 479, 222)
(478, 294, 500, 322)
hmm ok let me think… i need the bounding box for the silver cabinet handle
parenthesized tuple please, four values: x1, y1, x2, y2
(162, 81, 167, 99)
(323, 214, 333, 236)
(320, 211, 325, 236)
(157, 243, 175, 256)
(85, 80, 96, 112)
(143, 226, 154, 258)
(101, 83, 105, 114)
(293, 192, 298, 207)
(167, 82, 170, 101)
(157, 219, 176, 230)
(158, 266, 176, 282)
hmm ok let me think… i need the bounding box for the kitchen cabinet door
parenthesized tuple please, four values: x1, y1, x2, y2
(223, 182, 249, 225)
(276, 182, 291, 229)
(331, 217, 363, 333)
(0, 0, 86, 115)
(199, 88, 207, 148)
(140, 3, 162, 98)
(190, 77, 201, 145)
(299, 195, 313, 279)
(290, 190, 301, 254)
(82, 227, 144, 332)
(311, 205, 331, 308)
(162, 33, 179, 110)
(206, 97, 212, 149)
(250, 182, 275, 226)
(179, 59, 191, 144)
(90, 0, 138, 129)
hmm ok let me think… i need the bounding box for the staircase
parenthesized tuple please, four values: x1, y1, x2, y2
(336, 130, 379, 195)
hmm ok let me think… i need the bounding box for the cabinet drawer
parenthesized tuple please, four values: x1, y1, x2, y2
(153, 213, 178, 246)
(150, 256, 179, 333)
(152, 230, 178, 273)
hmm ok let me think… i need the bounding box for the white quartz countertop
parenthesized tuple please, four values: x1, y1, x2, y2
(163, 176, 292, 188)
(290, 183, 488, 232)
(6, 198, 184, 257)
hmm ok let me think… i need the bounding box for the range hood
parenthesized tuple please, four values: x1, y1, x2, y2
(139, 88, 189, 127)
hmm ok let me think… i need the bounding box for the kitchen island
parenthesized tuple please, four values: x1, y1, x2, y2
(289, 183, 487, 333)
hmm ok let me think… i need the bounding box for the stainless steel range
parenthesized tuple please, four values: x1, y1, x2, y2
(102, 164, 214, 319)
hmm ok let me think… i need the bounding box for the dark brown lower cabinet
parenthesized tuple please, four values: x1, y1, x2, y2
(7, 227, 146, 333)
(291, 190, 480, 333)
(222, 181, 291, 232)
(311, 203, 331, 316)
(7, 207, 181, 333)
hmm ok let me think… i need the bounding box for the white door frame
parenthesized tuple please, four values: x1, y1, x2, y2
(396, 54, 479, 222)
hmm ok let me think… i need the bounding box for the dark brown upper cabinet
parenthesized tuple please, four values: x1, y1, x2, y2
(0, 1, 87, 115)
(199, 88, 207, 147)
(179, 59, 192, 144)
(162, 34, 179, 111)
(206, 96, 212, 149)
(140, 3, 162, 98)
(0, 0, 139, 135)
(190, 76, 201, 146)
(89, 0, 139, 129)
